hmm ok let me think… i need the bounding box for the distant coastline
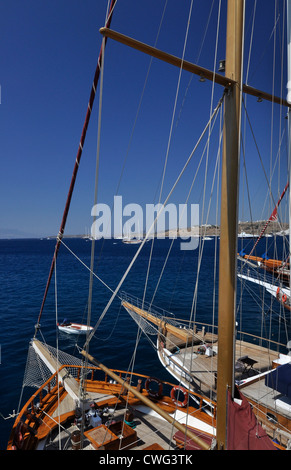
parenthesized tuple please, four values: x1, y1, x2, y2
(1, 220, 288, 240)
(48, 220, 289, 239)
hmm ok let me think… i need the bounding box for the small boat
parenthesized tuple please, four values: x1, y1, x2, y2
(237, 231, 255, 238)
(57, 320, 94, 335)
(122, 238, 143, 244)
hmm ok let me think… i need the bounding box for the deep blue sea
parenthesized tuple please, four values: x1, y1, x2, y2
(1, 236, 290, 449)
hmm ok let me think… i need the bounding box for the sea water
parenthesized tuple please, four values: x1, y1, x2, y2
(0, 236, 289, 448)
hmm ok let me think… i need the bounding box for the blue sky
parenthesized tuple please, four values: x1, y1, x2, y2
(0, 0, 289, 238)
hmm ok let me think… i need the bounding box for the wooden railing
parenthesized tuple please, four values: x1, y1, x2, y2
(120, 292, 287, 352)
(8, 364, 216, 450)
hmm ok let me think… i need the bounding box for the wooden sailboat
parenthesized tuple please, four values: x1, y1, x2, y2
(238, 181, 291, 309)
(239, 183, 289, 272)
(238, 254, 290, 284)
(7, 0, 288, 451)
(122, 295, 291, 446)
(122, 221, 143, 244)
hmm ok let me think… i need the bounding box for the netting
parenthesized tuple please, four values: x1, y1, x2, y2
(23, 341, 94, 391)
(122, 299, 192, 340)
(125, 307, 160, 336)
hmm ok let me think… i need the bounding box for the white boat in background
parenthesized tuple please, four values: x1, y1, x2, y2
(122, 238, 143, 244)
(238, 232, 255, 238)
(122, 221, 143, 244)
(57, 321, 94, 335)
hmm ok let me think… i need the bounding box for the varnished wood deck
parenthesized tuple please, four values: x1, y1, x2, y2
(158, 336, 291, 445)
(162, 337, 280, 394)
(8, 361, 216, 451)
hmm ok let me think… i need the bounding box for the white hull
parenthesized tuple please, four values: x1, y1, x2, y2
(157, 342, 215, 417)
(238, 273, 290, 298)
(57, 323, 94, 335)
(238, 232, 256, 238)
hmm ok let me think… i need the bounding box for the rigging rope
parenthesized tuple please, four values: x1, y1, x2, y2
(141, 0, 194, 311)
(81, 19, 108, 430)
(189, 0, 222, 325)
(83, 92, 226, 350)
(54, 256, 62, 449)
(34, 0, 117, 336)
(175, 0, 215, 129)
(149, 105, 223, 310)
(245, 0, 257, 85)
(114, 0, 170, 388)
(238, 2, 289, 351)
(241, 98, 287, 232)
(90, 0, 170, 319)
(60, 238, 119, 298)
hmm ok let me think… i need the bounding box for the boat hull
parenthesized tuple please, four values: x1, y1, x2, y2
(57, 323, 94, 335)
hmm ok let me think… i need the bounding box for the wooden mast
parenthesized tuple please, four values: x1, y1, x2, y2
(216, 0, 244, 450)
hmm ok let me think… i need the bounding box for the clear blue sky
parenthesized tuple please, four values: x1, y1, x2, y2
(0, 0, 289, 238)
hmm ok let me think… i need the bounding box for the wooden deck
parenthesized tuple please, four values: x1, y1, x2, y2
(46, 404, 212, 450)
(8, 358, 217, 451)
(162, 337, 280, 394)
(159, 336, 291, 445)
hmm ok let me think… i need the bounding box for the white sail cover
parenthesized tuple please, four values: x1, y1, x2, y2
(238, 273, 289, 297)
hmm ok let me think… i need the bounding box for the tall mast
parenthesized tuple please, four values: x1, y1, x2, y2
(216, 0, 244, 450)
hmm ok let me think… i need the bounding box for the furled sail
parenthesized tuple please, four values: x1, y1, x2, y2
(238, 273, 291, 310)
(227, 388, 277, 450)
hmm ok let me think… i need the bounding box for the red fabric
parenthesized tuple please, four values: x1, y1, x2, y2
(270, 208, 278, 221)
(174, 426, 213, 450)
(227, 388, 277, 450)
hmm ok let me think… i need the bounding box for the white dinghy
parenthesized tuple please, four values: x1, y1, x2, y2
(57, 320, 94, 335)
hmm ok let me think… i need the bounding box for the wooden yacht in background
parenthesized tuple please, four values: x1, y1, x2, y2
(122, 294, 291, 447)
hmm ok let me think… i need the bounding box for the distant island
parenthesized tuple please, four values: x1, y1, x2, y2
(157, 220, 288, 238)
(43, 220, 289, 240)
(195, 220, 289, 237)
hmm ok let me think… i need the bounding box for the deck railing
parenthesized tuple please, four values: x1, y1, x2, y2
(8, 363, 216, 449)
(120, 291, 287, 352)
